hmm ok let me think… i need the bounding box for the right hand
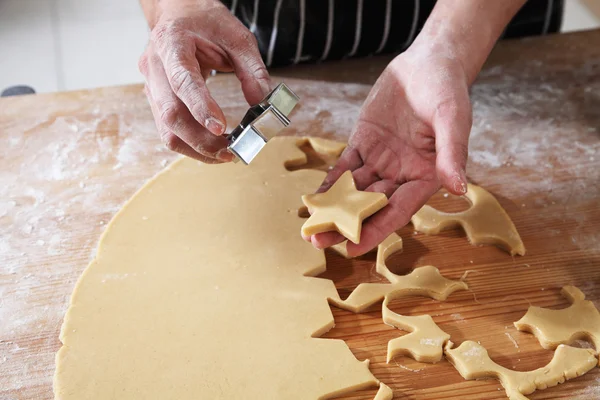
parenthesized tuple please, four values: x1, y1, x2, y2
(139, 0, 272, 163)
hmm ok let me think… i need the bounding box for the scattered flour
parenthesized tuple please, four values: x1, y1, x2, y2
(462, 345, 484, 358)
(394, 361, 423, 373)
(504, 332, 520, 350)
(450, 313, 467, 324)
(420, 338, 443, 346)
(0, 87, 175, 394)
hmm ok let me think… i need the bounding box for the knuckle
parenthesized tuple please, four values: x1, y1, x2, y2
(247, 60, 269, 82)
(227, 28, 259, 56)
(138, 52, 149, 75)
(162, 133, 179, 152)
(435, 98, 460, 122)
(151, 23, 177, 45)
(238, 29, 258, 48)
(168, 65, 195, 98)
(436, 95, 472, 128)
(194, 142, 215, 158)
(158, 102, 183, 129)
(235, 53, 269, 91)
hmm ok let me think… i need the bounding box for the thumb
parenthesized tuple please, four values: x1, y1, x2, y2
(433, 99, 472, 196)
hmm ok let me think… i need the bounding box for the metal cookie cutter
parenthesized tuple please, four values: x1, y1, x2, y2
(227, 83, 300, 164)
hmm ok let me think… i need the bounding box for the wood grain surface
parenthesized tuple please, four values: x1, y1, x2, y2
(1, 30, 600, 400)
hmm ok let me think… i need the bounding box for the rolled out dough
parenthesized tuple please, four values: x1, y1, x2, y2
(54, 137, 391, 399)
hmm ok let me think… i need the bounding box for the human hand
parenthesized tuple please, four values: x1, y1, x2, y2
(305, 49, 472, 256)
(138, 0, 271, 163)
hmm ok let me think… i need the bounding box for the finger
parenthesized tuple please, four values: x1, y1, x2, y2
(145, 83, 226, 164)
(163, 133, 223, 164)
(434, 97, 472, 195)
(146, 53, 232, 162)
(153, 33, 227, 135)
(220, 25, 272, 105)
(346, 179, 439, 257)
(365, 179, 400, 198)
(311, 231, 346, 249)
(351, 165, 380, 191)
(317, 147, 363, 193)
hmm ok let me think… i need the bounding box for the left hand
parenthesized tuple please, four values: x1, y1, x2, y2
(303, 48, 472, 256)
(138, 0, 271, 164)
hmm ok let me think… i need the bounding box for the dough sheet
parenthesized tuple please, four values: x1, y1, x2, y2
(54, 137, 389, 400)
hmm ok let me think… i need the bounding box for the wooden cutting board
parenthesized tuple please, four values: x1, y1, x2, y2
(1, 30, 599, 400)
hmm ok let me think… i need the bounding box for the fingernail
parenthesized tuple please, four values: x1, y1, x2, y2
(205, 117, 225, 136)
(453, 177, 467, 195)
(217, 148, 233, 162)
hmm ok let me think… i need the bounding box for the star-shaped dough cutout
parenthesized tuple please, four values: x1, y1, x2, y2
(301, 170, 388, 244)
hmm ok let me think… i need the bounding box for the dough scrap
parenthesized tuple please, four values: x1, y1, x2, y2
(331, 232, 466, 312)
(301, 170, 388, 244)
(514, 286, 600, 357)
(374, 232, 405, 284)
(330, 233, 465, 363)
(373, 382, 393, 400)
(445, 341, 597, 400)
(411, 184, 526, 256)
(383, 297, 450, 363)
(54, 137, 390, 400)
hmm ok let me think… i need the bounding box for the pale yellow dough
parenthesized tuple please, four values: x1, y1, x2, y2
(301, 170, 388, 244)
(54, 137, 394, 400)
(411, 184, 526, 256)
(332, 233, 468, 313)
(515, 286, 600, 357)
(331, 233, 467, 363)
(445, 341, 597, 400)
(374, 382, 393, 400)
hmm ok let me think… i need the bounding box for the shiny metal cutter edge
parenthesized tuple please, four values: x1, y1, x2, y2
(226, 83, 300, 165)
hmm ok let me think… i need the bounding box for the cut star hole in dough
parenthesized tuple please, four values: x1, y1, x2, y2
(284, 137, 347, 172)
(54, 137, 393, 400)
(330, 233, 467, 363)
(445, 340, 597, 400)
(515, 286, 600, 362)
(411, 184, 526, 256)
(301, 170, 388, 244)
(331, 233, 468, 313)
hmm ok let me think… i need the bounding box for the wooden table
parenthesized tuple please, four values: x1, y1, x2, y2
(1, 29, 599, 400)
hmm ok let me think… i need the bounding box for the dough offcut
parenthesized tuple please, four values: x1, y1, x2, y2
(445, 341, 597, 400)
(411, 184, 525, 256)
(54, 137, 387, 399)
